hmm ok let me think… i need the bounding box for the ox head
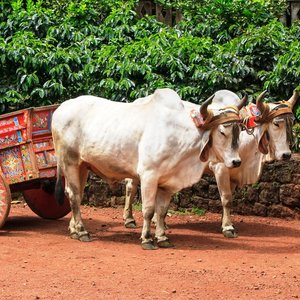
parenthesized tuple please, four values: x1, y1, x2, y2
(199, 93, 248, 168)
(255, 90, 298, 161)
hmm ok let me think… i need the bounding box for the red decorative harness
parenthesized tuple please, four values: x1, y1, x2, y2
(239, 104, 261, 128)
(240, 102, 294, 129)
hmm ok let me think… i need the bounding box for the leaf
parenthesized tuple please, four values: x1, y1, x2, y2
(31, 88, 45, 98)
(20, 75, 27, 85)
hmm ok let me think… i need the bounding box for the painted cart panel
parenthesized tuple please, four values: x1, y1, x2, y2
(0, 105, 59, 185)
(0, 104, 70, 227)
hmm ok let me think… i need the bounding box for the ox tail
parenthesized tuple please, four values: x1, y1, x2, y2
(55, 165, 65, 206)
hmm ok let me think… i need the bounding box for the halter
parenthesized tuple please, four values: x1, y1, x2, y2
(190, 106, 241, 130)
(256, 103, 294, 124)
(240, 102, 294, 131)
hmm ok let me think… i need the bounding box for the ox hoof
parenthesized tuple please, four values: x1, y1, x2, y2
(157, 240, 174, 248)
(141, 241, 158, 250)
(79, 233, 91, 242)
(125, 221, 137, 229)
(70, 231, 91, 242)
(223, 230, 238, 238)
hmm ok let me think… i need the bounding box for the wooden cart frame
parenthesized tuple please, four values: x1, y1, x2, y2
(0, 105, 70, 228)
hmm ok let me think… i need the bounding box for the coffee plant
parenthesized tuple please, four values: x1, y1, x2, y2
(0, 0, 299, 127)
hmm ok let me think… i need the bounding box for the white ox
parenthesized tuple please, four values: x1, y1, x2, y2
(52, 88, 246, 250)
(210, 89, 298, 237)
(123, 90, 298, 238)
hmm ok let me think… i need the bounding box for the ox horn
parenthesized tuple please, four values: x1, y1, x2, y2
(237, 94, 248, 110)
(287, 90, 299, 108)
(256, 90, 268, 115)
(200, 94, 215, 120)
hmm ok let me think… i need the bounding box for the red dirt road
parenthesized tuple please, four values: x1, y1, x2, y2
(1, 204, 300, 300)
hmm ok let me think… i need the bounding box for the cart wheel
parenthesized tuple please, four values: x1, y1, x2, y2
(0, 173, 11, 229)
(22, 180, 70, 219)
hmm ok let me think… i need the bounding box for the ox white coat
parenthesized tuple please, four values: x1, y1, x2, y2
(52, 88, 245, 249)
(123, 90, 298, 238)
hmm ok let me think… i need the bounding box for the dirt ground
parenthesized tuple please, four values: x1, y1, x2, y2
(1, 204, 300, 300)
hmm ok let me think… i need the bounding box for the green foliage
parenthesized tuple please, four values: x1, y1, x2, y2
(292, 123, 300, 152)
(175, 0, 286, 42)
(0, 0, 299, 122)
(261, 39, 300, 99)
(169, 207, 206, 216)
(252, 182, 261, 190)
(190, 207, 206, 216)
(132, 201, 205, 216)
(132, 201, 142, 211)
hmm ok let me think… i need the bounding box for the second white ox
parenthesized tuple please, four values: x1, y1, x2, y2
(210, 89, 297, 237)
(52, 88, 246, 249)
(123, 90, 298, 238)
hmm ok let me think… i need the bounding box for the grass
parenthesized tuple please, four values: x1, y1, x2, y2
(169, 207, 206, 216)
(132, 201, 206, 216)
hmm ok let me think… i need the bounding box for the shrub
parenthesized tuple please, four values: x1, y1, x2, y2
(292, 123, 300, 152)
(0, 0, 299, 122)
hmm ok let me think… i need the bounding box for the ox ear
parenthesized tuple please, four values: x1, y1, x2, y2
(199, 130, 212, 162)
(258, 131, 269, 154)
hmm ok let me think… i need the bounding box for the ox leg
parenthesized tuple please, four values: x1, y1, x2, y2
(211, 163, 237, 238)
(65, 165, 91, 242)
(123, 178, 138, 228)
(155, 188, 173, 248)
(219, 189, 237, 238)
(152, 211, 168, 230)
(140, 177, 158, 250)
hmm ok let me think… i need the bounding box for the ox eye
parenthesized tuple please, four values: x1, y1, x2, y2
(273, 118, 284, 127)
(219, 130, 226, 136)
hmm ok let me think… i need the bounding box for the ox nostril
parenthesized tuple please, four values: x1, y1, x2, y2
(232, 159, 241, 168)
(282, 153, 291, 160)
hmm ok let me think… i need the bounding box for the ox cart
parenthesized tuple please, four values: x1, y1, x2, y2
(0, 105, 70, 229)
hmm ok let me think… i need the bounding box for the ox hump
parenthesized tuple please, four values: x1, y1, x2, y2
(133, 95, 153, 105)
(211, 90, 240, 108)
(151, 88, 183, 110)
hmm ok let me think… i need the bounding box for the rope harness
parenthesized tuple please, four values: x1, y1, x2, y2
(239, 101, 294, 139)
(191, 101, 294, 138)
(241, 102, 293, 126)
(190, 105, 241, 130)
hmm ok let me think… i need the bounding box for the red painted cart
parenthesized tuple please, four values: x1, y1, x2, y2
(0, 105, 70, 229)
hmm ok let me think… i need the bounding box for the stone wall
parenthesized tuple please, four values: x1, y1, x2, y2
(83, 155, 300, 219)
(178, 158, 300, 219)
